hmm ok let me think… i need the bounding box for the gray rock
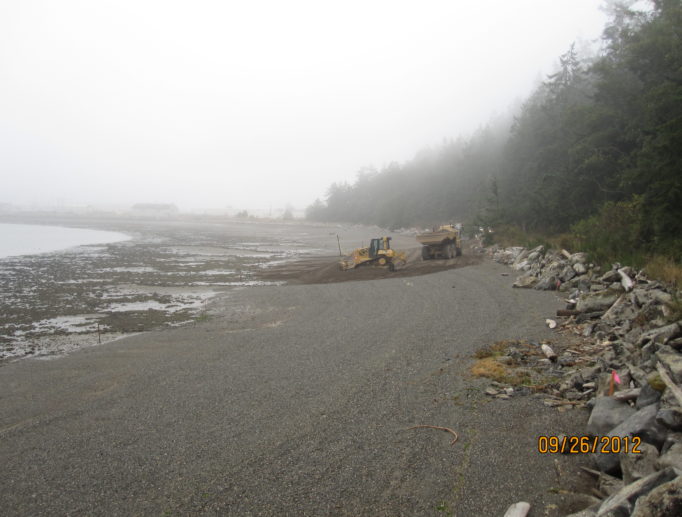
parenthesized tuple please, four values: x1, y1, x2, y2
(639, 323, 681, 346)
(599, 472, 625, 496)
(593, 404, 667, 473)
(633, 288, 673, 307)
(587, 398, 637, 436)
(561, 265, 577, 282)
(655, 349, 682, 383)
(620, 442, 659, 484)
(631, 474, 682, 517)
(661, 432, 682, 455)
(574, 262, 588, 275)
(534, 275, 558, 290)
(601, 270, 621, 284)
(596, 467, 680, 516)
(657, 408, 682, 431)
(571, 252, 588, 264)
(512, 275, 537, 288)
(656, 443, 682, 471)
(627, 364, 649, 388)
(602, 294, 637, 325)
(578, 277, 593, 293)
(637, 384, 662, 409)
(511, 249, 530, 268)
(577, 290, 621, 313)
(611, 404, 668, 448)
(668, 337, 682, 351)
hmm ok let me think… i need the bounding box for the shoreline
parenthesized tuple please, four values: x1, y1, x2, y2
(0, 216, 423, 363)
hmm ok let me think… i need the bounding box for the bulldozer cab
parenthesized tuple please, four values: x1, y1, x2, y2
(368, 237, 390, 258)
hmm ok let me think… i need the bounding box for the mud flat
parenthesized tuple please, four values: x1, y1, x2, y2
(0, 215, 435, 362)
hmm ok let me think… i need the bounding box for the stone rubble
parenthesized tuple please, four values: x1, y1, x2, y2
(485, 244, 682, 516)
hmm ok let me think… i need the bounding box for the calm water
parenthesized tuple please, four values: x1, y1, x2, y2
(0, 223, 130, 259)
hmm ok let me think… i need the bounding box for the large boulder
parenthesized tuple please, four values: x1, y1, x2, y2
(596, 467, 680, 516)
(656, 443, 682, 471)
(620, 442, 659, 484)
(512, 275, 537, 288)
(631, 474, 682, 517)
(511, 249, 529, 268)
(638, 324, 682, 347)
(571, 252, 588, 264)
(587, 397, 637, 436)
(601, 294, 637, 325)
(577, 290, 620, 313)
(561, 265, 577, 282)
(574, 262, 588, 275)
(534, 275, 558, 290)
(657, 409, 682, 431)
(636, 384, 662, 410)
(593, 404, 668, 473)
(633, 288, 673, 307)
(601, 270, 621, 284)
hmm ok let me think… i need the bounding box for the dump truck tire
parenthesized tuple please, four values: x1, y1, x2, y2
(421, 247, 430, 261)
(456, 246, 462, 257)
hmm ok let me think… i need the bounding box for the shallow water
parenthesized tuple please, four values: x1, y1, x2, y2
(0, 223, 130, 259)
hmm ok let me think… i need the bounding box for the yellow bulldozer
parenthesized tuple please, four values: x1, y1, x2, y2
(340, 236, 406, 272)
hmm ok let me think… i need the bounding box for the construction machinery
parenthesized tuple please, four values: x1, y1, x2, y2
(340, 236, 406, 272)
(416, 224, 462, 260)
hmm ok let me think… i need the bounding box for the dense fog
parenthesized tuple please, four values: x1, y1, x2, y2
(1, 0, 606, 213)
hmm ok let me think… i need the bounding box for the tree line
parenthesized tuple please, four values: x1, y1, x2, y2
(306, 0, 682, 261)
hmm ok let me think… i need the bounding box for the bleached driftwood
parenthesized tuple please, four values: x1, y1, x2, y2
(618, 268, 634, 292)
(503, 501, 530, 517)
(541, 344, 557, 361)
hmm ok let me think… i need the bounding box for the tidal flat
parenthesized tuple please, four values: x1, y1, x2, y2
(0, 215, 354, 362)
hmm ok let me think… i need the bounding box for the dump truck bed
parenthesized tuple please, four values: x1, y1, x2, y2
(416, 229, 457, 246)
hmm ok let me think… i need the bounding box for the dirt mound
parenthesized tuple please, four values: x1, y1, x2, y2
(260, 247, 483, 285)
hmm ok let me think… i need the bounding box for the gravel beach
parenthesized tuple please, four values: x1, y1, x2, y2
(0, 217, 591, 515)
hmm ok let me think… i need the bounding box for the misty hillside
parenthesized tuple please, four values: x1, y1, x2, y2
(307, 1, 682, 260)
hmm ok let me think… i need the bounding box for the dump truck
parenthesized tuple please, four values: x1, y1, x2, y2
(340, 236, 406, 272)
(416, 224, 462, 260)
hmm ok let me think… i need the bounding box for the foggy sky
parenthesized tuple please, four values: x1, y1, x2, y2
(0, 1, 608, 212)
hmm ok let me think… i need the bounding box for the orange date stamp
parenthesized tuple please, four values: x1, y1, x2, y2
(538, 435, 642, 454)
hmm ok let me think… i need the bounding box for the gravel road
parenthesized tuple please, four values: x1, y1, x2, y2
(0, 259, 591, 516)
